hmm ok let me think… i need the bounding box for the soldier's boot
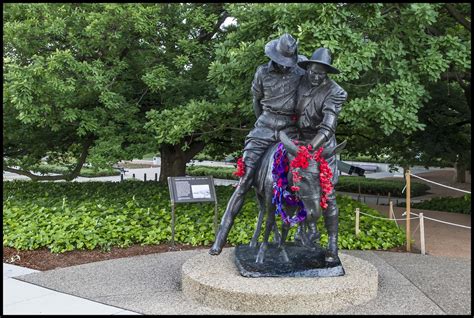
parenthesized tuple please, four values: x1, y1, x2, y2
(209, 167, 254, 255)
(324, 199, 339, 263)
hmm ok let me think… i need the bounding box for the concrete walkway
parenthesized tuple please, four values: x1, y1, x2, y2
(3, 249, 471, 315)
(3, 263, 140, 315)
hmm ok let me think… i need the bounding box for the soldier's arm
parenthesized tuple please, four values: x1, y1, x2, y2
(251, 66, 264, 119)
(310, 88, 348, 150)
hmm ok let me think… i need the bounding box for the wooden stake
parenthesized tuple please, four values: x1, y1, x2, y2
(355, 208, 360, 236)
(419, 212, 425, 255)
(406, 170, 411, 252)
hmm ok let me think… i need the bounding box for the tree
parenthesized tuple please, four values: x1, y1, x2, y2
(208, 3, 471, 180)
(3, 3, 230, 182)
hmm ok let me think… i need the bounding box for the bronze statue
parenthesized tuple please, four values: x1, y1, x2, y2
(209, 33, 305, 255)
(294, 47, 348, 262)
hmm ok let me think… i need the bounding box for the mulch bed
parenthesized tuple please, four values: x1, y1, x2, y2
(3, 243, 418, 271)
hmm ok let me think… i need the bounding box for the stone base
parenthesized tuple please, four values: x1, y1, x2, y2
(235, 243, 344, 277)
(182, 248, 378, 314)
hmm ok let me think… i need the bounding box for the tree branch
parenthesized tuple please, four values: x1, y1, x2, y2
(3, 137, 95, 181)
(440, 71, 471, 82)
(444, 3, 471, 32)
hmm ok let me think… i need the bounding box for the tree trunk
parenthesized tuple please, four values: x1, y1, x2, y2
(159, 141, 206, 183)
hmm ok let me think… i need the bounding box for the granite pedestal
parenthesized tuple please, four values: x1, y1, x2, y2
(181, 248, 379, 314)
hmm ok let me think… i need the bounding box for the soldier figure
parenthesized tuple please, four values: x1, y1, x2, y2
(295, 47, 348, 262)
(209, 33, 305, 255)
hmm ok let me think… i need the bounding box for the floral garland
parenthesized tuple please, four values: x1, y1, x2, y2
(272, 143, 307, 226)
(290, 145, 334, 209)
(233, 157, 246, 177)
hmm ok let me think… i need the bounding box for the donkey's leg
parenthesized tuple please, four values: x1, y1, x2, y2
(250, 191, 265, 248)
(256, 205, 275, 264)
(278, 217, 292, 263)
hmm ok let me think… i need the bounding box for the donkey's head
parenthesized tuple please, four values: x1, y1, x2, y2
(279, 131, 346, 218)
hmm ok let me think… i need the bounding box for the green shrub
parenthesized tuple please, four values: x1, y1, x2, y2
(398, 195, 471, 214)
(186, 166, 430, 196)
(31, 164, 120, 178)
(3, 180, 406, 253)
(336, 176, 430, 197)
(187, 165, 237, 179)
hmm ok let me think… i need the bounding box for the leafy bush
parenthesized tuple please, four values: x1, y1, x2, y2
(3, 181, 406, 253)
(336, 176, 430, 197)
(186, 166, 430, 196)
(31, 164, 120, 178)
(187, 165, 237, 179)
(398, 195, 471, 214)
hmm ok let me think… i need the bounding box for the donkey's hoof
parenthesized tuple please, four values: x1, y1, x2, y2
(280, 249, 290, 263)
(325, 251, 338, 263)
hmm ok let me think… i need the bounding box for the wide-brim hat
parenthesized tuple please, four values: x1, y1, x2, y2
(264, 33, 298, 67)
(298, 47, 340, 74)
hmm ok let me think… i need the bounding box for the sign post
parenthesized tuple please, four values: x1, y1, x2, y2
(167, 176, 218, 246)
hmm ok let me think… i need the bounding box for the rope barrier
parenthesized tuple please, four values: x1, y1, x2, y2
(409, 173, 471, 194)
(402, 211, 471, 229)
(357, 209, 470, 229)
(357, 210, 419, 221)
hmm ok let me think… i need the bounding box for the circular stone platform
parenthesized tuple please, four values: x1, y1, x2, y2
(182, 248, 379, 314)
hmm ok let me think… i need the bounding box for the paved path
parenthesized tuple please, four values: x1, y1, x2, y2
(3, 263, 140, 315)
(4, 249, 471, 315)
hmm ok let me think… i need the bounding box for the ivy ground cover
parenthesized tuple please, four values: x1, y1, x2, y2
(3, 181, 406, 253)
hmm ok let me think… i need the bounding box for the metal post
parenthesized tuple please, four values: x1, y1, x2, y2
(355, 208, 360, 236)
(155, 173, 158, 181)
(171, 203, 176, 246)
(133, 173, 135, 179)
(376, 193, 379, 205)
(144, 173, 147, 181)
(387, 192, 391, 205)
(406, 170, 411, 252)
(120, 174, 123, 182)
(419, 212, 425, 255)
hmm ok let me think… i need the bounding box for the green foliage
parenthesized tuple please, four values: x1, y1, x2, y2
(399, 195, 471, 214)
(336, 176, 430, 197)
(3, 3, 231, 179)
(210, 3, 471, 169)
(3, 181, 405, 253)
(187, 165, 238, 180)
(30, 164, 120, 178)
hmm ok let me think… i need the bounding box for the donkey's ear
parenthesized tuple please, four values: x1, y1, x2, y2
(321, 140, 347, 157)
(279, 131, 299, 156)
(334, 140, 347, 153)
